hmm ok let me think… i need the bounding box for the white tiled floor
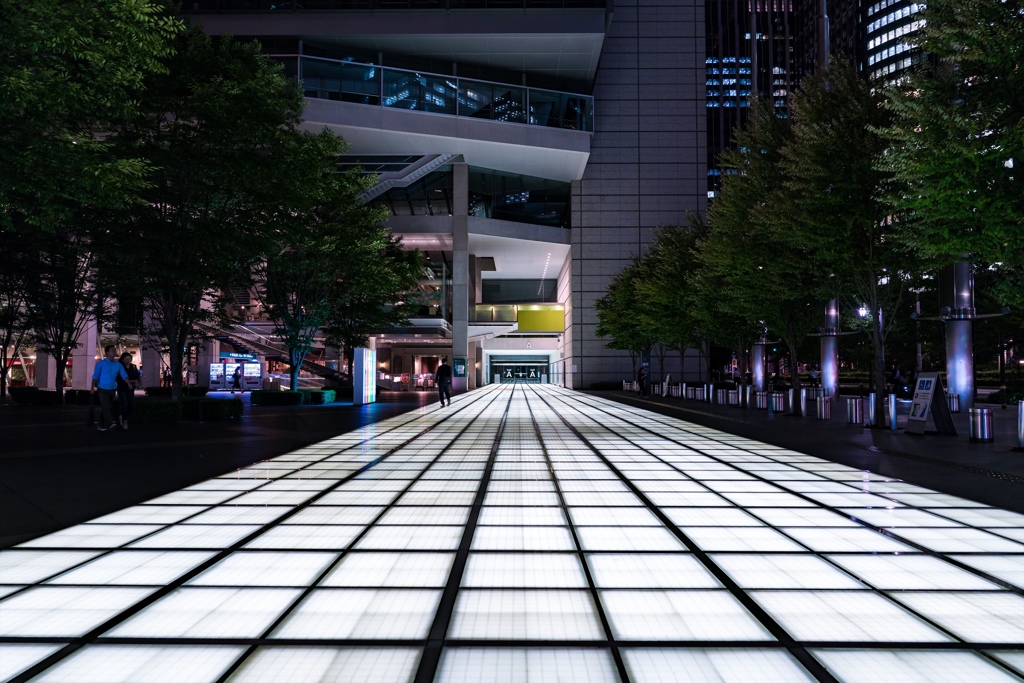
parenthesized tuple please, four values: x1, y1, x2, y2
(1, 384, 1022, 683)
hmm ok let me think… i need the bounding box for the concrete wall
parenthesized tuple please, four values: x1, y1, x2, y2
(568, 0, 707, 389)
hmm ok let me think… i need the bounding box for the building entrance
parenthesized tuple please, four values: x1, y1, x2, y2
(492, 362, 546, 383)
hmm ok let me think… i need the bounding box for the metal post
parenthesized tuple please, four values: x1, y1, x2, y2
(767, 391, 774, 417)
(821, 299, 840, 399)
(888, 392, 898, 431)
(799, 388, 807, 417)
(942, 260, 976, 411)
(1017, 400, 1024, 450)
(867, 393, 877, 427)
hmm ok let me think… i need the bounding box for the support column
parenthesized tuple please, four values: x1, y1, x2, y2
(943, 261, 975, 411)
(71, 317, 98, 390)
(197, 339, 220, 388)
(35, 352, 58, 390)
(820, 298, 840, 398)
(452, 162, 470, 394)
(752, 340, 766, 392)
(141, 308, 162, 389)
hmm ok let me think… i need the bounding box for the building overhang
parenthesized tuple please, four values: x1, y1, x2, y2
(301, 99, 590, 182)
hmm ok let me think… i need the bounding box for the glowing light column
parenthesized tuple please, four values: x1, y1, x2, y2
(820, 299, 839, 399)
(943, 261, 975, 411)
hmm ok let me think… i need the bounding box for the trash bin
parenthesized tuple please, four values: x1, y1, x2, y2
(771, 391, 785, 412)
(671, 384, 681, 398)
(686, 386, 695, 400)
(846, 397, 863, 425)
(728, 389, 739, 406)
(755, 391, 768, 409)
(816, 397, 831, 420)
(947, 393, 961, 413)
(717, 388, 728, 405)
(694, 387, 705, 401)
(969, 407, 993, 443)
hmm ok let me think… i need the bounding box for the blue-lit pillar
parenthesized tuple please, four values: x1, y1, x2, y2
(944, 261, 975, 411)
(452, 162, 470, 394)
(752, 338, 766, 392)
(820, 299, 840, 398)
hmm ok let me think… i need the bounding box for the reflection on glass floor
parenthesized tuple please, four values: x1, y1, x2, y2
(1, 384, 1022, 683)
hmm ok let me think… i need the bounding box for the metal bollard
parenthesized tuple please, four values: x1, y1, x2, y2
(744, 385, 752, 408)
(788, 388, 796, 415)
(969, 407, 993, 443)
(889, 393, 898, 431)
(799, 388, 807, 417)
(846, 397, 863, 425)
(1017, 400, 1024, 449)
(708, 383, 714, 403)
(816, 397, 831, 420)
(867, 393, 878, 427)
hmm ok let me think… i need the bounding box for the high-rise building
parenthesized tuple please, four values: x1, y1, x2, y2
(183, 0, 706, 391)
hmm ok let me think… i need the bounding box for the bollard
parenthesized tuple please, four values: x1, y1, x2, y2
(799, 388, 807, 417)
(889, 393, 898, 431)
(744, 385, 752, 408)
(816, 397, 831, 420)
(969, 407, 993, 443)
(767, 391, 774, 416)
(846, 397, 863, 425)
(1017, 400, 1024, 449)
(788, 388, 797, 416)
(708, 383, 715, 403)
(867, 393, 878, 427)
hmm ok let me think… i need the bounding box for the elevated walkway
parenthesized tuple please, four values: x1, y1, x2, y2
(3, 385, 1022, 682)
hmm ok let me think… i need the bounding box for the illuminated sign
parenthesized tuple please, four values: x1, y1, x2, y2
(353, 348, 377, 405)
(453, 358, 467, 378)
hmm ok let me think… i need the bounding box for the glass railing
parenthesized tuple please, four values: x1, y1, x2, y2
(185, 1, 606, 11)
(278, 55, 594, 132)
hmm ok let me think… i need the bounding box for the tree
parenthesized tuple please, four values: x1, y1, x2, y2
(20, 223, 110, 401)
(781, 61, 912, 424)
(111, 26, 330, 399)
(595, 258, 660, 376)
(252, 154, 393, 391)
(1, 0, 180, 233)
(881, 0, 1024, 312)
(638, 219, 715, 381)
(0, 243, 32, 398)
(323, 235, 423, 375)
(699, 100, 826, 399)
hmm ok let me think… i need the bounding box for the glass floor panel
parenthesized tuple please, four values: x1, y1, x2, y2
(2, 384, 1021, 683)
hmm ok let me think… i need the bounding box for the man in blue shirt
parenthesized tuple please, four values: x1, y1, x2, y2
(92, 345, 128, 431)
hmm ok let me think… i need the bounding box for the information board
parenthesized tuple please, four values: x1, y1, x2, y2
(905, 372, 957, 436)
(453, 358, 467, 378)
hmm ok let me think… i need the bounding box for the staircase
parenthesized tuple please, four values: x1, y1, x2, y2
(357, 153, 462, 203)
(201, 323, 347, 384)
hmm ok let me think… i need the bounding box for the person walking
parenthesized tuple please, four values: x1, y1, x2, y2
(116, 353, 141, 430)
(231, 366, 242, 394)
(92, 345, 128, 432)
(435, 358, 453, 406)
(637, 364, 649, 397)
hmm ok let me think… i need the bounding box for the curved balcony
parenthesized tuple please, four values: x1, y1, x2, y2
(274, 55, 594, 132)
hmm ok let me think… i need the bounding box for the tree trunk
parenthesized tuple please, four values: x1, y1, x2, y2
(289, 347, 305, 393)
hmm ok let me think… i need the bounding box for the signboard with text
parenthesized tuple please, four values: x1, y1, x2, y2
(453, 358, 467, 378)
(905, 372, 957, 436)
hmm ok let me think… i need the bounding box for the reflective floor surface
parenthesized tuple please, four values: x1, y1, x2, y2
(1, 384, 1022, 682)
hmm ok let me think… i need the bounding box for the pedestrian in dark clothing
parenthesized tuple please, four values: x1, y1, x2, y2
(637, 365, 649, 397)
(231, 366, 242, 393)
(435, 358, 453, 406)
(116, 353, 140, 430)
(92, 345, 128, 431)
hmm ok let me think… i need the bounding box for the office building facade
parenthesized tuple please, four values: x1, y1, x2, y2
(184, 0, 706, 391)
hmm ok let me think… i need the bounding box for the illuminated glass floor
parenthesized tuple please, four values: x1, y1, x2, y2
(2, 384, 1022, 683)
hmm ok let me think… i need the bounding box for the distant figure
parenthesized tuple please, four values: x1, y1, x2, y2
(637, 365, 649, 397)
(808, 366, 819, 387)
(116, 353, 140, 430)
(435, 358, 453, 407)
(890, 362, 908, 397)
(163, 368, 172, 387)
(231, 366, 242, 394)
(92, 345, 128, 432)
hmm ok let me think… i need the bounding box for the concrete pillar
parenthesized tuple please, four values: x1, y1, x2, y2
(197, 339, 221, 388)
(820, 298, 839, 398)
(71, 317, 98, 390)
(452, 162, 469, 393)
(35, 352, 58, 390)
(140, 308, 162, 389)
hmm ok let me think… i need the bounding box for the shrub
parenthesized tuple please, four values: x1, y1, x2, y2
(9, 387, 64, 405)
(144, 386, 210, 398)
(249, 390, 303, 406)
(180, 397, 244, 421)
(298, 389, 337, 405)
(135, 398, 182, 423)
(64, 389, 94, 405)
(985, 389, 1024, 405)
